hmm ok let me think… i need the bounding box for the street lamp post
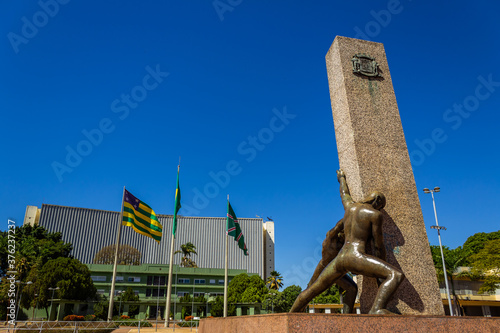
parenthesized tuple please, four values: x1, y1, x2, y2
(118, 290, 124, 317)
(32, 293, 38, 321)
(205, 293, 210, 317)
(423, 187, 454, 316)
(48, 287, 60, 321)
(192, 281, 195, 318)
(15, 281, 33, 321)
(267, 293, 274, 314)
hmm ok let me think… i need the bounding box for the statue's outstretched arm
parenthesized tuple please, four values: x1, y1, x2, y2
(337, 169, 353, 209)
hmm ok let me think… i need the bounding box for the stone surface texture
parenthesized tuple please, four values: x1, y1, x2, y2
(199, 313, 500, 333)
(325, 36, 443, 315)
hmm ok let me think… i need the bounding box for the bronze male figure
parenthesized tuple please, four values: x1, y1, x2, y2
(290, 170, 404, 314)
(306, 220, 358, 313)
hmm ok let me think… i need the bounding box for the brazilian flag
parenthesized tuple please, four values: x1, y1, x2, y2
(122, 189, 162, 242)
(172, 168, 181, 237)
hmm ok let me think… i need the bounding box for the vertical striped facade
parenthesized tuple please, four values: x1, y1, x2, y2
(37, 204, 268, 278)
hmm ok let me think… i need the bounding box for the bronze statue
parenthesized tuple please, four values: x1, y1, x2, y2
(306, 220, 357, 313)
(290, 170, 404, 314)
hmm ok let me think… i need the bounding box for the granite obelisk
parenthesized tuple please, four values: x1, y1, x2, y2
(326, 36, 444, 315)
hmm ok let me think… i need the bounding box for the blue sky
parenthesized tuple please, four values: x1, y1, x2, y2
(2, 0, 499, 289)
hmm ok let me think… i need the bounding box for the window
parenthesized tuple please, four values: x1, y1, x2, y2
(147, 275, 166, 285)
(91, 276, 106, 282)
(218, 280, 224, 285)
(128, 276, 141, 282)
(194, 279, 205, 284)
(193, 292, 204, 297)
(152, 288, 165, 297)
(178, 278, 190, 284)
(209, 279, 216, 284)
(177, 292, 189, 297)
(96, 289, 105, 294)
(146, 289, 151, 297)
(115, 276, 124, 282)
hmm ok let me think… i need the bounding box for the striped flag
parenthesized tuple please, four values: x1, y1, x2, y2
(122, 189, 162, 242)
(172, 167, 181, 237)
(227, 201, 248, 256)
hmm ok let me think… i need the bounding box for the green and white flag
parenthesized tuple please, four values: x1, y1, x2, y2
(172, 167, 181, 237)
(227, 201, 248, 256)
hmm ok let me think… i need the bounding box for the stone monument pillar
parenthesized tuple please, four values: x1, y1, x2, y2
(325, 36, 444, 315)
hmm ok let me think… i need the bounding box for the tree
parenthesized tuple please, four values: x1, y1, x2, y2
(312, 285, 341, 305)
(262, 290, 284, 313)
(430, 245, 469, 315)
(174, 242, 198, 268)
(179, 293, 192, 318)
(93, 244, 141, 265)
(266, 271, 284, 290)
(282, 285, 302, 313)
(210, 296, 224, 317)
(93, 294, 118, 320)
(227, 273, 268, 316)
(0, 224, 72, 277)
(0, 225, 73, 319)
(469, 239, 500, 294)
(462, 231, 500, 265)
(31, 257, 97, 317)
(119, 287, 140, 317)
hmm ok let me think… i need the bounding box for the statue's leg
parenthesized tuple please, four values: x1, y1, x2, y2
(336, 275, 357, 314)
(290, 261, 344, 313)
(346, 253, 404, 315)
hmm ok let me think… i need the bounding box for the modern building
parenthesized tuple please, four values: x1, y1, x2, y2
(439, 267, 500, 317)
(24, 204, 275, 280)
(23, 204, 275, 320)
(41, 264, 262, 320)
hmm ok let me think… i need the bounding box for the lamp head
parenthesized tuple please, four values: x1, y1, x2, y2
(434, 187, 440, 192)
(423, 188, 431, 193)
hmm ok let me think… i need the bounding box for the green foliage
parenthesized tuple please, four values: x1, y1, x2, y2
(0, 224, 74, 319)
(33, 257, 97, 311)
(312, 284, 340, 304)
(430, 245, 467, 282)
(266, 271, 284, 290)
(228, 274, 268, 308)
(282, 285, 302, 312)
(462, 231, 500, 264)
(93, 295, 118, 320)
(209, 296, 225, 317)
(180, 293, 192, 303)
(429, 229, 500, 298)
(194, 294, 206, 303)
(181, 305, 191, 319)
(119, 287, 140, 317)
(0, 224, 72, 278)
(469, 239, 500, 294)
(262, 290, 285, 313)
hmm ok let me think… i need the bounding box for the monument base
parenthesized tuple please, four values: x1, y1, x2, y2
(199, 313, 500, 333)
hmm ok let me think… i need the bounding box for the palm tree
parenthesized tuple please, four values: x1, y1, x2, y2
(266, 271, 284, 290)
(174, 242, 198, 267)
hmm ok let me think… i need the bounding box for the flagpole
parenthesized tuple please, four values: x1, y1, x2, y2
(108, 186, 126, 322)
(224, 195, 229, 317)
(165, 163, 180, 327)
(165, 225, 175, 326)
